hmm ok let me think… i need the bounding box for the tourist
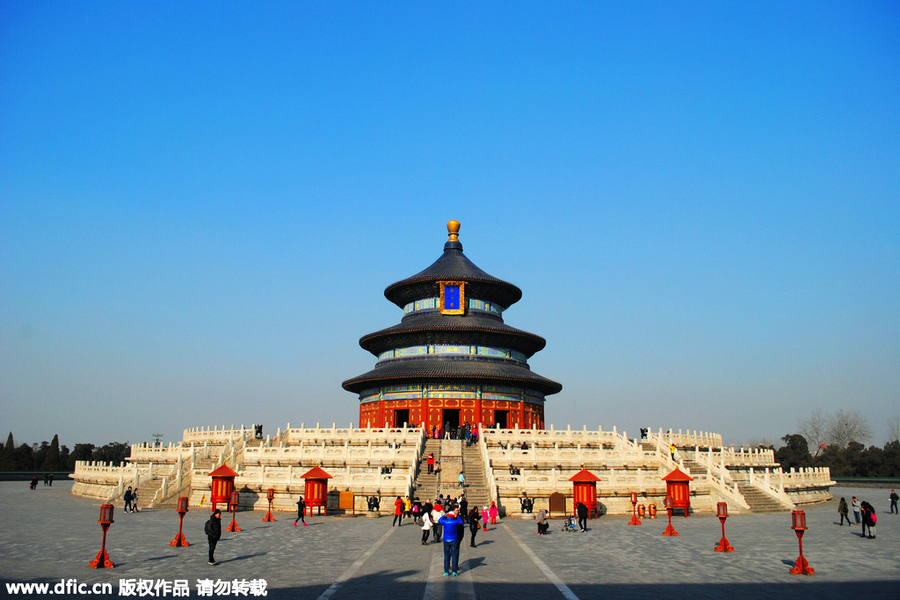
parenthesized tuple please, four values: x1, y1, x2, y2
(294, 495, 307, 526)
(458, 472, 465, 488)
(536, 508, 549, 535)
(48, 473, 53, 486)
(412, 497, 423, 524)
(890, 490, 899, 514)
(404, 495, 413, 519)
(669, 444, 677, 461)
(459, 495, 468, 521)
(427, 452, 435, 474)
(30, 475, 38, 490)
(468, 507, 480, 547)
(860, 501, 875, 538)
(861, 501, 877, 539)
(489, 501, 498, 525)
(132, 488, 139, 512)
(576, 501, 589, 532)
(421, 510, 433, 545)
(481, 506, 489, 531)
(44, 473, 49, 486)
(205, 509, 222, 565)
(123, 486, 133, 513)
(838, 497, 852, 526)
(431, 503, 445, 543)
(852, 496, 861, 524)
(393, 496, 404, 526)
(438, 509, 465, 576)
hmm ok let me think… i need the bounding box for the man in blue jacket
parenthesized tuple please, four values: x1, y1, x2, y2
(438, 509, 465, 576)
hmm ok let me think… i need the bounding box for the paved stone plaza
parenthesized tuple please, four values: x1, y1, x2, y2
(1, 481, 898, 599)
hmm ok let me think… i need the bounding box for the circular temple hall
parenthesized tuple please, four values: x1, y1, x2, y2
(343, 221, 562, 431)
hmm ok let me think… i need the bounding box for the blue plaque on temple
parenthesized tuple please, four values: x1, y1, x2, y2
(439, 281, 466, 315)
(445, 286, 460, 310)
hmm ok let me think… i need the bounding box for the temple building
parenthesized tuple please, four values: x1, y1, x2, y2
(342, 221, 562, 430)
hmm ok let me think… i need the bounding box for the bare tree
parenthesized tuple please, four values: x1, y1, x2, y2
(887, 416, 900, 443)
(798, 410, 829, 455)
(826, 409, 872, 449)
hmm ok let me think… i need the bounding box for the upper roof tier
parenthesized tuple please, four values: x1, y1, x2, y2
(384, 220, 522, 309)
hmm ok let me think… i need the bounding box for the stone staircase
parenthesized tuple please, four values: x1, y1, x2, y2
(737, 483, 792, 513)
(413, 439, 442, 501)
(461, 444, 490, 510)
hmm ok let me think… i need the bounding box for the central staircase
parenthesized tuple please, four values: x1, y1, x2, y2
(461, 443, 490, 510)
(414, 439, 442, 501)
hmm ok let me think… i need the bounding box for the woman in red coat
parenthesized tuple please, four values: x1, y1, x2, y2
(393, 497, 404, 526)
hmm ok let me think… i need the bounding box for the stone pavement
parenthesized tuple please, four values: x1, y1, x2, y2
(1, 481, 898, 599)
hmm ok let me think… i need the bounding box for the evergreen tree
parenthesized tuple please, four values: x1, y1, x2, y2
(41, 434, 62, 471)
(0, 432, 16, 470)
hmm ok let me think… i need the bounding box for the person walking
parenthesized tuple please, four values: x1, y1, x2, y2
(421, 510, 433, 545)
(403, 495, 413, 519)
(132, 488, 139, 512)
(393, 496, 404, 526)
(431, 503, 445, 543)
(852, 496, 861, 524)
(458, 472, 465, 488)
(489, 501, 498, 525)
(481, 506, 489, 531)
(576, 501, 589, 532)
(468, 507, 480, 547)
(459, 496, 468, 521)
(838, 497, 852, 526)
(294, 495, 307, 526)
(536, 508, 549, 535)
(438, 509, 465, 576)
(890, 490, 899, 514)
(205, 509, 222, 565)
(427, 453, 435, 474)
(123, 486, 133, 513)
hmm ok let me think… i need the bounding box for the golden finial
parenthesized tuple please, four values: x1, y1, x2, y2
(447, 220, 460, 242)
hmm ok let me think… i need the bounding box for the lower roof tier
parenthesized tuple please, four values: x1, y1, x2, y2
(342, 357, 563, 396)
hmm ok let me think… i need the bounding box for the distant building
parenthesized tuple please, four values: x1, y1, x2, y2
(343, 221, 561, 430)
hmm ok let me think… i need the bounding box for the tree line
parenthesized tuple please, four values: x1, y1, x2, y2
(0, 432, 130, 473)
(773, 409, 900, 477)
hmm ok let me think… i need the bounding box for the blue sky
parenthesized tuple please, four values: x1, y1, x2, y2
(2, 2, 898, 448)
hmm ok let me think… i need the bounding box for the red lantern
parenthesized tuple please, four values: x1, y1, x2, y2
(628, 492, 641, 526)
(714, 501, 734, 552)
(89, 504, 115, 568)
(662, 496, 678, 536)
(790, 510, 814, 575)
(263, 488, 276, 522)
(169, 497, 190, 547)
(226, 491, 242, 532)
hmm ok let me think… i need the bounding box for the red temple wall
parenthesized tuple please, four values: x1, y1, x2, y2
(359, 397, 545, 430)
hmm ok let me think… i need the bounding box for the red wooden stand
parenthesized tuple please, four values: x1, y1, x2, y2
(714, 502, 733, 551)
(628, 492, 641, 526)
(263, 488, 276, 522)
(89, 504, 115, 568)
(789, 510, 814, 575)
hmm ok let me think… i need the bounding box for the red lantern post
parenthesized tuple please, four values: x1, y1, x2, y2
(89, 504, 115, 568)
(628, 491, 641, 526)
(662, 496, 678, 536)
(714, 502, 734, 552)
(263, 488, 276, 522)
(226, 491, 242, 532)
(169, 497, 190, 547)
(789, 510, 815, 575)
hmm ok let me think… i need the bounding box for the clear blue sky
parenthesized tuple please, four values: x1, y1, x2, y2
(2, 2, 898, 448)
